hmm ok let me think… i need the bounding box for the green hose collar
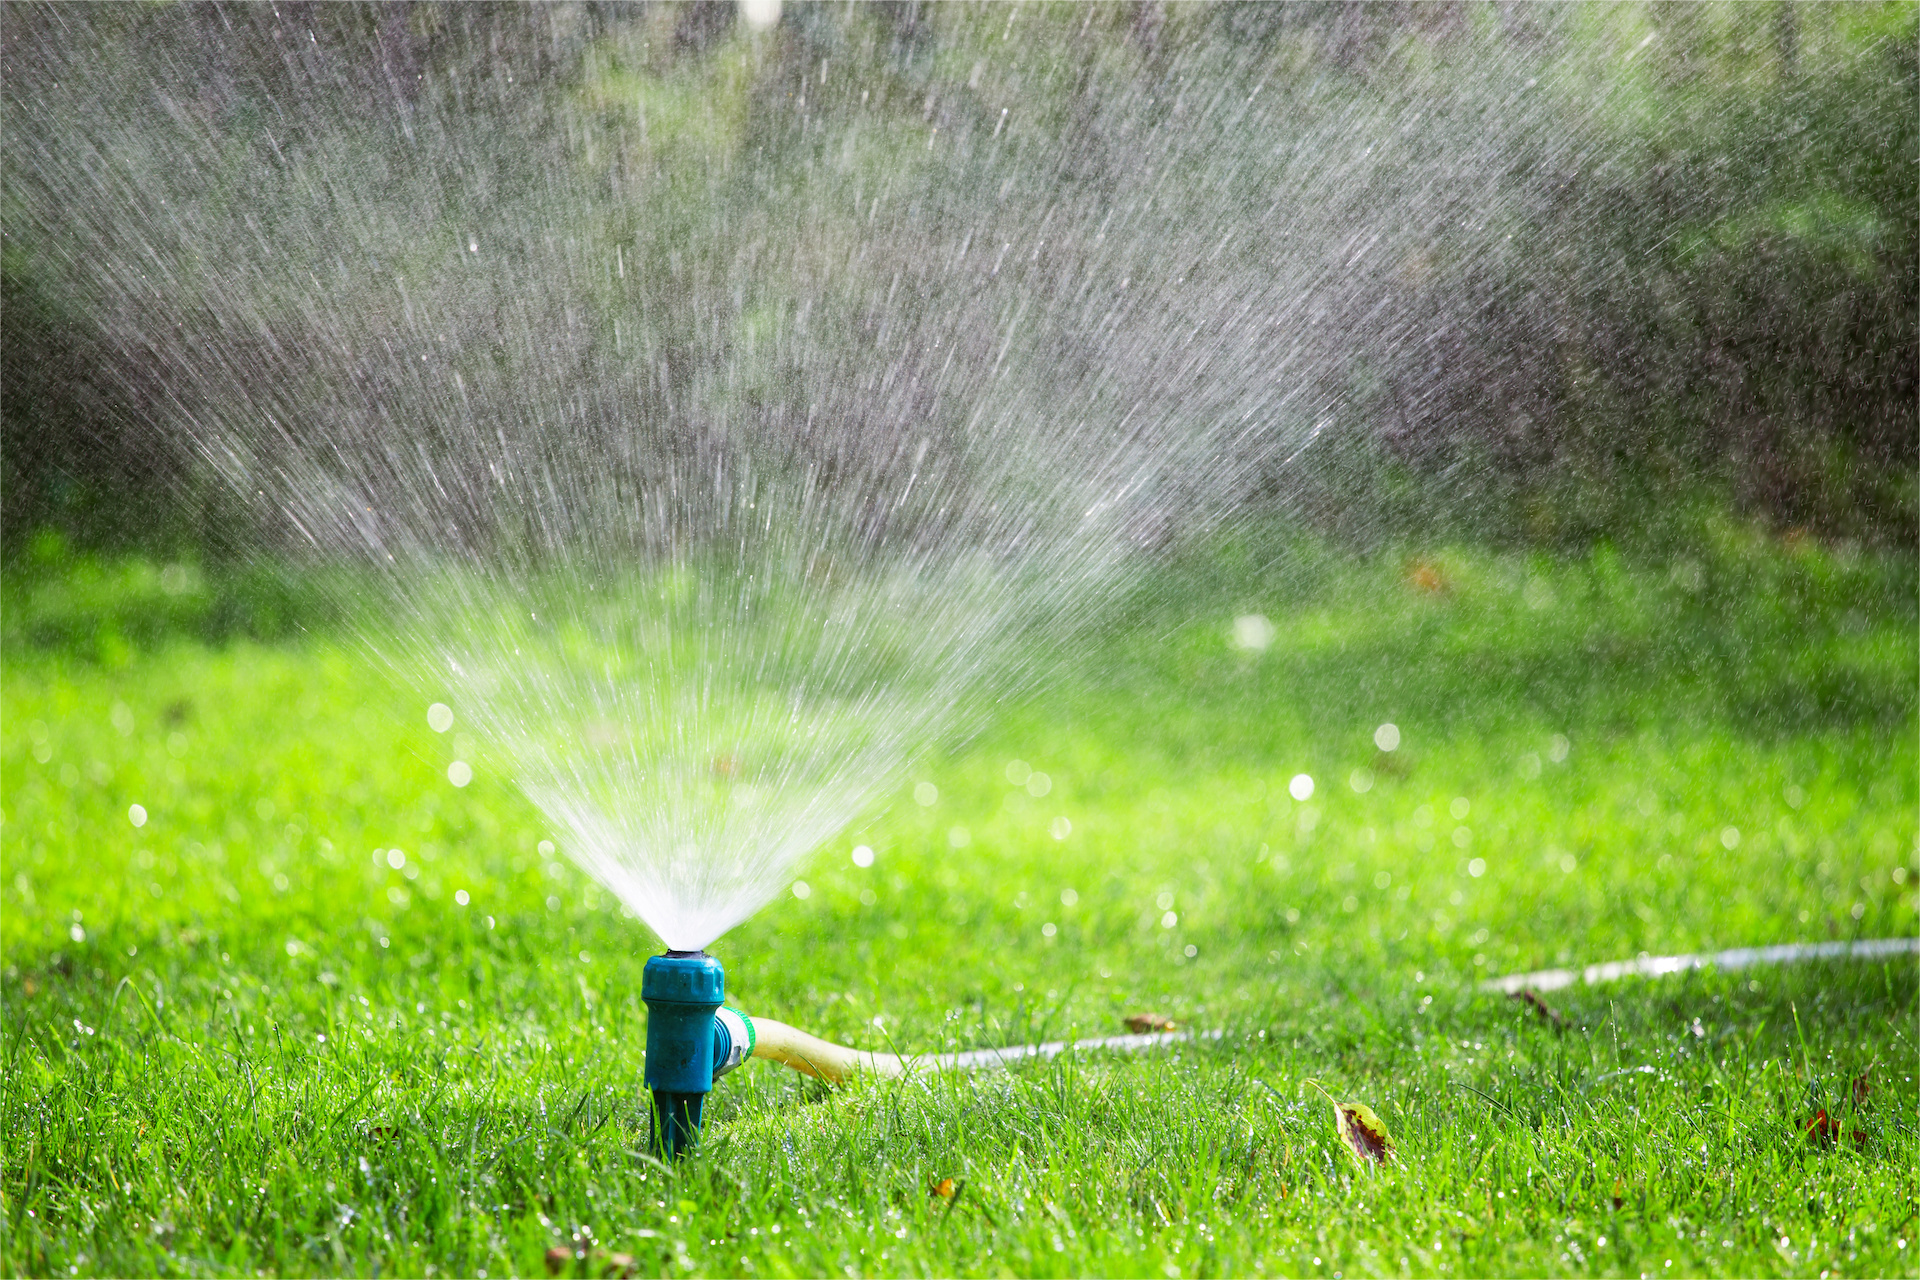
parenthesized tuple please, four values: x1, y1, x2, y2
(726, 1006, 755, 1056)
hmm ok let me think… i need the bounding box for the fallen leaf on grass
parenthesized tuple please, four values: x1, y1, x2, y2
(544, 1245, 639, 1278)
(1803, 1110, 1867, 1150)
(930, 1178, 956, 1198)
(1304, 1080, 1396, 1166)
(1125, 1013, 1177, 1033)
(1509, 988, 1565, 1030)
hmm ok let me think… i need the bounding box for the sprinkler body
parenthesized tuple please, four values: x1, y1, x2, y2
(642, 951, 750, 1159)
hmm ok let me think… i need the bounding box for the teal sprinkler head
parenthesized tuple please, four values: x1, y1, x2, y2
(641, 951, 752, 1160)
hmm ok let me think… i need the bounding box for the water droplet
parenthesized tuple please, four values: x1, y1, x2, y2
(447, 761, 473, 787)
(1042, 922, 1057, 938)
(1049, 816, 1072, 840)
(913, 781, 938, 806)
(947, 826, 971, 849)
(791, 880, 811, 899)
(427, 703, 454, 733)
(387, 849, 406, 869)
(1160, 910, 1177, 929)
(1025, 772, 1052, 798)
(454, 889, 470, 906)
(1004, 759, 1032, 785)
(1060, 888, 1078, 907)
(1349, 768, 1374, 793)
(1288, 773, 1314, 801)
(1450, 796, 1471, 820)
(128, 804, 147, 827)
(1720, 826, 1740, 850)
(1374, 723, 1401, 752)
(851, 844, 875, 868)
(1467, 857, 1487, 877)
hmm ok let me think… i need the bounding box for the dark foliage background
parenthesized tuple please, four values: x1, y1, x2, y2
(4, 1, 1913, 566)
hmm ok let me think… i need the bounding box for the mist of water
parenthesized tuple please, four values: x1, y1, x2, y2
(7, 4, 1627, 949)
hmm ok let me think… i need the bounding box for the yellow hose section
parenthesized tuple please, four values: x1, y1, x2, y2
(747, 1017, 906, 1083)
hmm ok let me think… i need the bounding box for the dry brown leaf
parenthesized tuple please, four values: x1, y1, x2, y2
(1509, 988, 1565, 1030)
(1125, 1013, 1177, 1034)
(1305, 1080, 1396, 1166)
(1803, 1109, 1867, 1150)
(930, 1177, 956, 1198)
(544, 1246, 638, 1278)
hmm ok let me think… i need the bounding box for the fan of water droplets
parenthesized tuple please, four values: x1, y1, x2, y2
(7, 4, 1596, 948)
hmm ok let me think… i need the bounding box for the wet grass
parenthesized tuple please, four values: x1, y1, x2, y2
(2, 534, 1916, 1278)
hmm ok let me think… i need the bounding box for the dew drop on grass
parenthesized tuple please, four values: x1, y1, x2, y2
(128, 803, 147, 827)
(913, 782, 938, 806)
(791, 880, 811, 899)
(1049, 816, 1071, 839)
(1004, 759, 1032, 785)
(851, 844, 874, 867)
(1289, 773, 1314, 801)
(1374, 723, 1400, 752)
(1025, 772, 1051, 798)
(427, 702, 454, 732)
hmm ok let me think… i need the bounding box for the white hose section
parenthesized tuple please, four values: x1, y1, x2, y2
(1481, 935, 1918, 994)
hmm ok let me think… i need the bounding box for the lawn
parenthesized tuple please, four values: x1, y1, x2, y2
(3, 530, 1916, 1278)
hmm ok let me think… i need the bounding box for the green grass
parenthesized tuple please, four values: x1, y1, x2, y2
(3, 532, 1916, 1278)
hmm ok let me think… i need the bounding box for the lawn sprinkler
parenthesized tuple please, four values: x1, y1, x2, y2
(641, 951, 752, 1159)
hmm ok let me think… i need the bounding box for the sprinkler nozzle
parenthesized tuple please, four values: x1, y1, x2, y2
(641, 951, 751, 1159)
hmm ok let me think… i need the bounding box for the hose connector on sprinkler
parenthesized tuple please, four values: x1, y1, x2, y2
(640, 951, 751, 1159)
